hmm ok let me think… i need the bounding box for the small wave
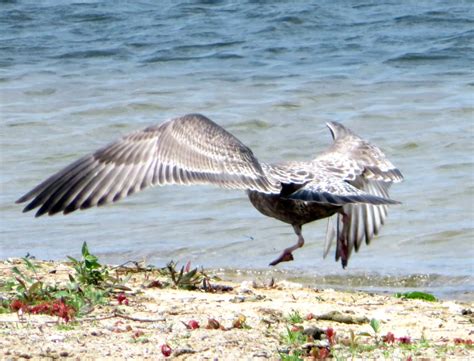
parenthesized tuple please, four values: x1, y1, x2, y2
(232, 118, 271, 130)
(385, 52, 455, 65)
(436, 162, 473, 171)
(126, 102, 170, 112)
(276, 16, 304, 25)
(54, 48, 126, 59)
(265, 47, 288, 54)
(7, 121, 45, 128)
(143, 52, 243, 64)
(173, 41, 245, 52)
(126, 42, 154, 49)
(400, 142, 419, 150)
(24, 88, 56, 96)
(216, 53, 244, 60)
(394, 12, 472, 25)
(3, 9, 33, 22)
(66, 13, 121, 23)
(352, 3, 377, 10)
(273, 101, 300, 109)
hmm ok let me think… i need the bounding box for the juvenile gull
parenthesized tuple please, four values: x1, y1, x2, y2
(17, 114, 403, 267)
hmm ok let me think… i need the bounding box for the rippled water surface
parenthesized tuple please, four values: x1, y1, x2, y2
(1, 1, 473, 299)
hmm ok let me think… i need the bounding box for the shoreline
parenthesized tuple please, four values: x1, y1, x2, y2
(210, 267, 474, 303)
(1, 259, 473, 360)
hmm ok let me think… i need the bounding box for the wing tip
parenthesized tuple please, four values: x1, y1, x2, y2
(34, 208, 46, 218)
(16, 193, 31, 204)
(326, 121, 353, 141)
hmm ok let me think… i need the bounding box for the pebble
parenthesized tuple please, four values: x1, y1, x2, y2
(239, 280, 256, 294)
(48, 334, 65, 342)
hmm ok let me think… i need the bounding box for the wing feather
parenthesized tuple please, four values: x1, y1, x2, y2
(318, 121, 403, 267)
(17, 114, 280, 216)
(64, 165, 115, 214)
(23, 157, 97, 214)
(286, 177, 399, 206)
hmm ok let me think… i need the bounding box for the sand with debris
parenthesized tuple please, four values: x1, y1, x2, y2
(0, 260, 472, 360)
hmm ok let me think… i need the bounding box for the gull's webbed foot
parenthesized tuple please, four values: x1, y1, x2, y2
(269, 250, 295, 266)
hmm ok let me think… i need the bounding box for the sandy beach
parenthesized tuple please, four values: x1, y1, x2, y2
(0, 258, 472, 360)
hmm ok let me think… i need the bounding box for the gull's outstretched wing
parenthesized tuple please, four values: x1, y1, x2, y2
(314, 121, 404, 267)
(17, 113, 279, 217)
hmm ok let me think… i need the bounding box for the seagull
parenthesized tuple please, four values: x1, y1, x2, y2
(16, 113, 403, 267)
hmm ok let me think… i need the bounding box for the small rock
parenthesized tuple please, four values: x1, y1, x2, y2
(303, 327, 325, 340)
(230, 296, 245, 303)
(277, 347, 290, 354)
(253, 350, 270, 358)
(239, 281, 255, 294)
(316, 310, 369, 324)
(48, 334, 65, 342)
(230, 294, 265, 303)
(173, 348, 195, 357)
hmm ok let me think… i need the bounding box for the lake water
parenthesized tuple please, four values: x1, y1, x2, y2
(1, 1, 473, 300)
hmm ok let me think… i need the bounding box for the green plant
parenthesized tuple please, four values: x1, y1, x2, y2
(68, 242, 109, 286)
(282, 326, 306, 347)
(356, 318, 382, 345)
(0, 299, 10, 314)
(279, 351, 303, 361)
(4, 244, 115, 321)
(7, 258, 59, 304)
(369, 318, 381, 334)
(369, 318, 381, 344)
(286, 310, 304, 324)
(394, 291, 437, 302)
(56, 283, 108, 316)
(158, 261, 208, 290)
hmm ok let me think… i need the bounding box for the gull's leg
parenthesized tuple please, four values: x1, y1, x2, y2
(269, 224, 304, 266)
